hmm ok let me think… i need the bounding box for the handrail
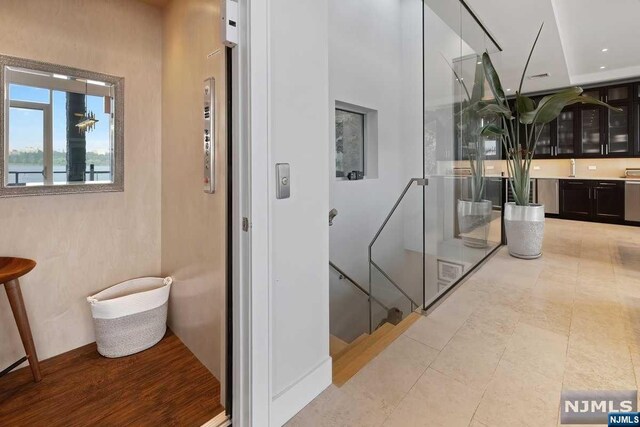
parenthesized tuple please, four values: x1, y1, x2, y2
(329, 261, 390, 312)
(368, 178, 428, 250)
(370, 261, 419, 309)
(367, 177, 428, 332)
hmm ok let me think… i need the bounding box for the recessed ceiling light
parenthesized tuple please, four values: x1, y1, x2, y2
(506, 88, 512, 92)
(600, 66, 606, 69)
(477, 61, 482, 64)
(602, 48, 609, 52)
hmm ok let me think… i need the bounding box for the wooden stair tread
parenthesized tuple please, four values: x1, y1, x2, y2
(332, 333, 368, 360)
(332, 312, 421, 387)
(329, 335, 349, 357)
(332, 323, 394, 373)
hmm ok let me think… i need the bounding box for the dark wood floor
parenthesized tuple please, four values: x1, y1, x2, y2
(0, 330, 224, 427)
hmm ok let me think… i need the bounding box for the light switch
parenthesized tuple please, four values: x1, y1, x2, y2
(276, 163, 290, 199)
(588, 165, 597, 171)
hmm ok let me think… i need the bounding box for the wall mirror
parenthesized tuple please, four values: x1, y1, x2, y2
(0, 55, 123, 197)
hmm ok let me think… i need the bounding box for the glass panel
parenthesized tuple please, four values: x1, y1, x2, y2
(423, 0, 502, 309)
(7, 107, 45, 186)
(609, 105, 629, 154)
(9, 84, 50, 103)
(534, 123, 551, 156)
(557, 110, 575, 155)
(52, 91, 114, 183)
(581, 108, 601, 154)
(335, 109, 365, 178)
(329, 265, 370, 343)
(608, 86, 628, 102)
(370, 183, 423, 309)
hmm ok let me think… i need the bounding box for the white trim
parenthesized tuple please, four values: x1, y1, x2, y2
(6, 67, 112, 97)
(233, 0, 272, 426)
(248, 0, 272, 423)
(200, 411, 231, 427)
(7, 100, 52, 184)
(271, 358, 332, 426)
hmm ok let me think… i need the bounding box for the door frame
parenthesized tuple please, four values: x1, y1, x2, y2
(232, 0, 271, 425)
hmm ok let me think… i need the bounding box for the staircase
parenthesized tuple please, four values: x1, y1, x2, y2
(330, 312, 420, 386)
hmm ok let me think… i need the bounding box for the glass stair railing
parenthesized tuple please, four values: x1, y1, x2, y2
(368, 178, 427, 332)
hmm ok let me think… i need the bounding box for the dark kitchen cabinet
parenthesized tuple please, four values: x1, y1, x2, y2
(560, 180, 592, 221)
(560, 180, 625, 223)
(604, 85, 633, 156)
(556, 109, 576, 157)
(593, 182, 625, 221)
(510, 82, 638, 159)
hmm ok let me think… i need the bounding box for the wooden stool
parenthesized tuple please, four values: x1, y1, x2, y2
(0, 257, 41, 382)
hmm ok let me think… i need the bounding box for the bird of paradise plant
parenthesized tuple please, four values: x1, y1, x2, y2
(472, 23, 621, 206)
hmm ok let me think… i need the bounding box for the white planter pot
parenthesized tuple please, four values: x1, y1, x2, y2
(504, 202, 545, 259)
(457, 199, 493, 248)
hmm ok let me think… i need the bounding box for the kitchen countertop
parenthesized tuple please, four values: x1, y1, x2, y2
(532, 176, 632, 181)
(438, 175, 638, 181)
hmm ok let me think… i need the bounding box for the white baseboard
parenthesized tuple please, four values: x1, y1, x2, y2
(200, 411, 231, 427)
(271, 357, 332, 426)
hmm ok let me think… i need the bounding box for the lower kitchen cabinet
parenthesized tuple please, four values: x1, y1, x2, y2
(559, 180, 625, 223)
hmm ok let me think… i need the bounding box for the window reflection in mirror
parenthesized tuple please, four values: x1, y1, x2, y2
(1, 55, 123, 197)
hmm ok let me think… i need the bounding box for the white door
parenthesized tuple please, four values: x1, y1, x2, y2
(245, 0, 332, 425)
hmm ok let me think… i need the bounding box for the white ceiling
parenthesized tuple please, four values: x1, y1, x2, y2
(466, 0, 640, 94)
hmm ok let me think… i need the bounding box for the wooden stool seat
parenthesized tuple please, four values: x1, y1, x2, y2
(0, 257, 36, 283)
(0, 257, 41, 382)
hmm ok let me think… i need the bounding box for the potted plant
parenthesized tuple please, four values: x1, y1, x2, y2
(476, 24, 620, 258)
(454, 56, 493, 248)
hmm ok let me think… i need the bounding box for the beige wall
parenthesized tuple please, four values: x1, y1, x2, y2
(161, 0, 227, 398)
(0, 0, 162, 368)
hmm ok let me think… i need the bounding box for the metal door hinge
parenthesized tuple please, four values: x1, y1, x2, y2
(242, 217, 249, 232)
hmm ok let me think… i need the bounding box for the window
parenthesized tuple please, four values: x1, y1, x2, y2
(335, 108, 365, 178)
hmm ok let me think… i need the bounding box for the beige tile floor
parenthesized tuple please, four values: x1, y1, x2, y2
(287, 218, 640, 426)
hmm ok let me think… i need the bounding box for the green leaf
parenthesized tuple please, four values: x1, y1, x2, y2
(482, 52, 506, 105)
(521, 87, 623, 125)
(516, 93, 535, 114)
(520, 87, 583, 124)
(478, 103, 512, 119)
(470, 56, 485, 103)
(566, 94, 623, 112)
(481, 123, 505, 137)
(518, 23, 544, 94)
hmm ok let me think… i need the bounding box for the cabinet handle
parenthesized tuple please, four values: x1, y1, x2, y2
(600, 145, 604, 155)
(589, 188, 592, 199)
(606, 145, 609, 155)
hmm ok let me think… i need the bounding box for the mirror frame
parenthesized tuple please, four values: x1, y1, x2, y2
(0, 54, 124, 197)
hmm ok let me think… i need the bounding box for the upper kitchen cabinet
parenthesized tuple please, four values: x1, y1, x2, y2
(533, 121, 554, 157)
(604, 84, 633, 156)
(522, 82, 638, 160)
(556, 109, 576, 157)
(575, 85, 633, 157)
(531, 97, 576, 160)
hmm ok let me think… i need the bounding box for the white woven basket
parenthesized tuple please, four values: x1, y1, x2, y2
(87, 277, 172, 358)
